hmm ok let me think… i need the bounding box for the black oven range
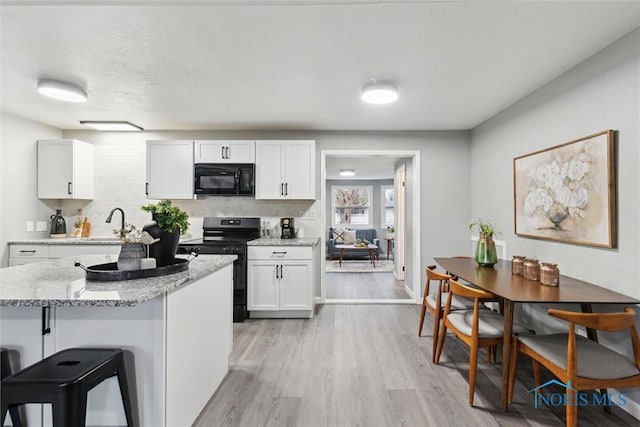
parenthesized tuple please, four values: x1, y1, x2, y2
(177, 217, 260, 322)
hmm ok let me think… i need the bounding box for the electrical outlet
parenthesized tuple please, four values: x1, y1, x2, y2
(299, 210, 316, 220)
(26, 221, 34, 232)
(36, 221, 48, 231)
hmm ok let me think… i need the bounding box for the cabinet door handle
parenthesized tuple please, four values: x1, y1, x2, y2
(42, 306, 51, 336)
(285, 183, 288, 196)
(67, 182, 73, 195)
(226, 146, 230, 159)
(281, 183, 284, 196)
(275, 265, 279, 279)
(272, 251, 287, 256)
(145, 182, 149, 195)
(20, 250, 37, 253)
(279, 265, 284, 279)
(221, 146, 225, 159)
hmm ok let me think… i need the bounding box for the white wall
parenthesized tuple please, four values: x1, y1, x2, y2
(471, 28, 640, 413)
(0, 112, 62, 266)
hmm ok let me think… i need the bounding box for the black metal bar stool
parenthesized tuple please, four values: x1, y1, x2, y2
(1, 347, 137, 427)
(1, 348, 25, 426)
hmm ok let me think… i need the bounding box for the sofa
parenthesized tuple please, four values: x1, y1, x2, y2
(327, 227, 381, 260)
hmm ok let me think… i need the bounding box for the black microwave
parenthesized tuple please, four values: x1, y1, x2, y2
(194, 163, 255, 196)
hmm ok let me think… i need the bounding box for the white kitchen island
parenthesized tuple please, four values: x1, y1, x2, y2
(0, 254, 236, 427)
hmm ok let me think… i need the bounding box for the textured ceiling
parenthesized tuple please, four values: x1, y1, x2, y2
(1, 1, 638, 131)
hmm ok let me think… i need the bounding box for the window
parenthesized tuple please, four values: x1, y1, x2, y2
(381, 185, 395, 228)
(332, 186, 372, 227)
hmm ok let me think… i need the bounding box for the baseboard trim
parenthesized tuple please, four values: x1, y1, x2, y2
(404, 284, 414, 299)
(612, 387, 640, 420)
(324, 298, 414, 304)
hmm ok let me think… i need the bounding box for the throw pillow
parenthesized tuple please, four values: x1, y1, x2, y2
(332, 228, 346, 244)
(343, 230, 356, 244)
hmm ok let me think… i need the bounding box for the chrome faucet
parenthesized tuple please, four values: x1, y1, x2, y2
(106, 207, 126, 238)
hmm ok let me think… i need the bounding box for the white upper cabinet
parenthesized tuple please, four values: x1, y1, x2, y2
(255, 142, 284, 199)
(38, 139, 94, 199)
(255, 140, 316, 200)
(146, 140, 194, 199)
(195, 140, 255, 163)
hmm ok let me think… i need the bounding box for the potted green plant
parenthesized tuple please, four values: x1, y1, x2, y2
(386, 226, 395, 240)
(141, 200, 189, 267)
(468, 217, 499, 267)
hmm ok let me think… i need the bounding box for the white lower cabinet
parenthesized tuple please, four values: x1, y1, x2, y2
(247, 245, 315, 318)
(8, 244, 121, 266)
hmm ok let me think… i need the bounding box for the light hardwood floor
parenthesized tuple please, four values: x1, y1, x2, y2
(325, 272, 411, 299)
(195, 304, 637, 427)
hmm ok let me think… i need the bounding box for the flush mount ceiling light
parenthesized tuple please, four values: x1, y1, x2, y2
(79, 121, 144, 131)
(339, 169, 356, 177)
(37, 79, 87, 103)
(361, 80, 398, 105)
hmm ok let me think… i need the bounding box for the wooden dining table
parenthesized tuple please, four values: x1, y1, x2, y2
(434, 257, 640, 412)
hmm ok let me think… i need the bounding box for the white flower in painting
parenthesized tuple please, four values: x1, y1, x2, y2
(524, 188, 553, 214)
(545, 161, 563, 190)
(553, 185, 571, 207)
(568, 186, 588, 209)
(567, 159, 589, 181)
(560, 162, 569, 180)
(535, 164, 550, 185)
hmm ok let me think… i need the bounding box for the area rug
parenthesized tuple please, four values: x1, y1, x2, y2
(325, 259, 395, 273)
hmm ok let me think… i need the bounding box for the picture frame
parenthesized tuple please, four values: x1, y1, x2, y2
(513, 130, 616, 248)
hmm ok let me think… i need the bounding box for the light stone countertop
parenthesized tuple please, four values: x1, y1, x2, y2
(9, 236, 199, 245)
(0, 254, 236, 308)
(247, 237, 320, 247)
(8, 237, 124, 245)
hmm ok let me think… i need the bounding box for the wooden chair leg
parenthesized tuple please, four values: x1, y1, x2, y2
(435, 322, 447, 365)
(485, 346, 492, 364)
(600, 389, 612, 414)
(566, 387, 578, 427)
(431, 314, 440, 363)
(418, 303, 426, 337)
(468, 340, 479, 406)
(532, 359, 542, 388)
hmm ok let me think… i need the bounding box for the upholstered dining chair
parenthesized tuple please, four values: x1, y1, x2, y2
(508, 307, 640, 427)
(435, 278, 531, 406)
(419, 266, 474, 363)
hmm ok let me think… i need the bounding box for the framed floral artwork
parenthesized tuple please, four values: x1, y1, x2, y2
(513, 130, 616, 248)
